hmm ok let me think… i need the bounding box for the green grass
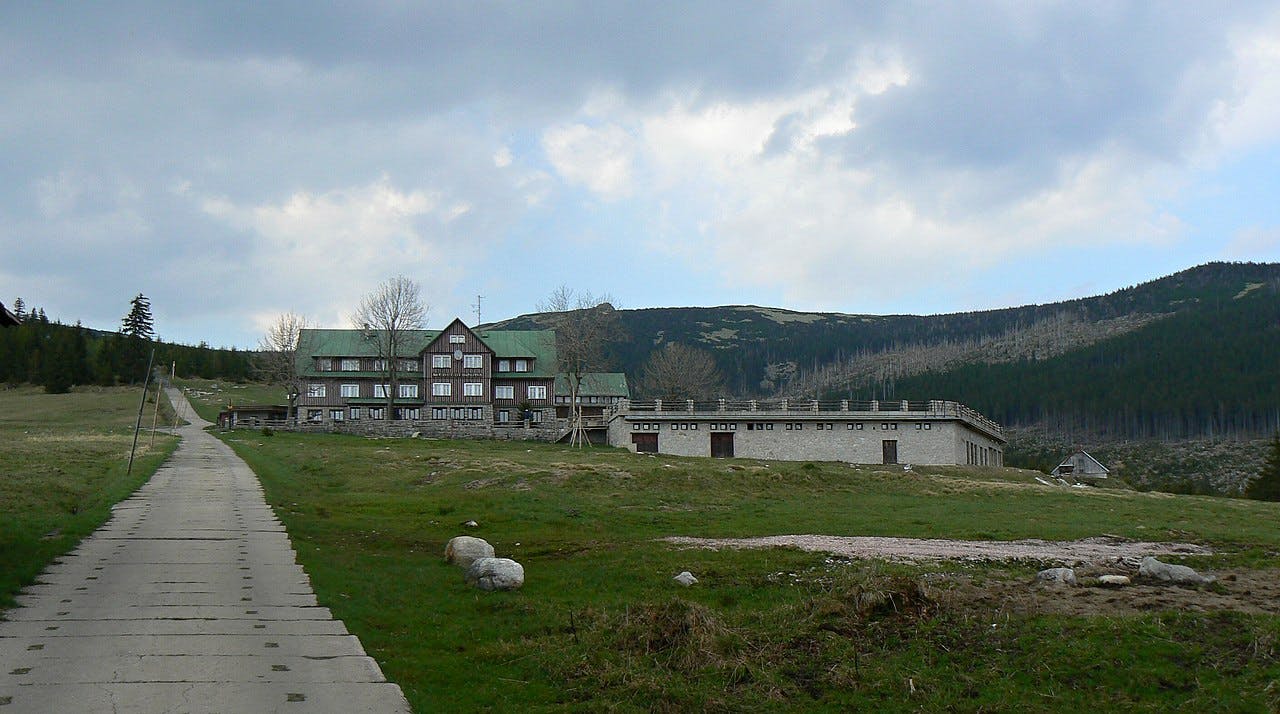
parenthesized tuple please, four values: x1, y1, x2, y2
(219, 431, 1280, 711)
(0, 385, 179, 611)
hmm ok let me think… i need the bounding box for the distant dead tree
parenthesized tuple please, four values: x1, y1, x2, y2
(640, 342, 725, 401)
(254, 311, 311, 422)
(353, 276, 428, 419)
(539, 286, 619, 446)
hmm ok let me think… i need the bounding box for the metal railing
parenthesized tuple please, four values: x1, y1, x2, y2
(609, 398, 1003, 438)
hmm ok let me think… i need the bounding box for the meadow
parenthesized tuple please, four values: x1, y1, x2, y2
(0, 386, 178, 609)
(217, 430, 1280, 711)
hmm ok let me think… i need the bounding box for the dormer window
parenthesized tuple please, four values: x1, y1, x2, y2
(340, 358, 360, 371)
(317, 358, 333, 371)
(497, 359, 510, 372)
(515, 359, 529, 372)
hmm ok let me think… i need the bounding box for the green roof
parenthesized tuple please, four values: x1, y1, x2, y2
(555, 372, 631, 397)
(297, 325, 560, 378)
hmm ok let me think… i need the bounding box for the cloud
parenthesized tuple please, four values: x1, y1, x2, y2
(541, 122, 636, 199)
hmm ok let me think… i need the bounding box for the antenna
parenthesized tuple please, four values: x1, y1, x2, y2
(473, 294, 483, 325)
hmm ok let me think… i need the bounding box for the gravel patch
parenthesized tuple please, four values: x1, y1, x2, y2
(663, 534, 1210, 565)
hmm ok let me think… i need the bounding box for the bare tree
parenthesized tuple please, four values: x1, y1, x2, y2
(353, 276, 428, 419)
(639, 342, 725, 402)
(539, 286, 619, 446)
(254, 311, 311, 422)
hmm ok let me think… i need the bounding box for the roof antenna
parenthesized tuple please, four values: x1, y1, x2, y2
(473, 294, 483, 326)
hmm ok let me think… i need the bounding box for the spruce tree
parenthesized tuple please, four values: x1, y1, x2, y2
(121, 293, 155, 340)
(1246, 432, 1280, 501)
(11, 297, 24, 320)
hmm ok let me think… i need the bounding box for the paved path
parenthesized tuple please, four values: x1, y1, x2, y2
(0, 389, 410, 713)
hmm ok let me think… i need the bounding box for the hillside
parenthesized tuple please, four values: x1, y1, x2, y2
(490, 262, 1280, 442)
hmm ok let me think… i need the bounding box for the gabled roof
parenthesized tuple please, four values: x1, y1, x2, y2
(1052, 450, 1109, 478)
(295, 321, 560, 377)
(555, 372, 630, 397)
(0, 302, 20, 327)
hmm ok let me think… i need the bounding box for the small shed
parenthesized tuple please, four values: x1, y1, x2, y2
(1052, 451, 1109, 480)
(218, 404, 289, 428)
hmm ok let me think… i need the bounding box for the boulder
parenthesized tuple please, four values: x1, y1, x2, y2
(465, 557, 525, 591)
(1097, 575, 1131, 587)
(1138, 557, 1215, 585)
(444, 535, 494, 568)
(673, 571, 698, 587)
(1035, 567, 1077, 586)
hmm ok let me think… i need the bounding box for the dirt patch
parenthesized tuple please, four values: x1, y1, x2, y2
(663, 534, 1209, 565)
(931, 567, 1280, 617)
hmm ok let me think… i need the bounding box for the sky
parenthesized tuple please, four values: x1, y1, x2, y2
(4, 2, 1280, 348)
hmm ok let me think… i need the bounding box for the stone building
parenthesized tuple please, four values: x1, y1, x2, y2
(606, 399, 1006, 466)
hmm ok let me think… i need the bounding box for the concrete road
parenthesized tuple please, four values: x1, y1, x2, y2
(0, 388, 411, 713)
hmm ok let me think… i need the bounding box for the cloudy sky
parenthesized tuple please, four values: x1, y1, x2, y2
(4, 2, 1280, 347)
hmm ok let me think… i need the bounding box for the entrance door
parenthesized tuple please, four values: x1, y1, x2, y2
(632, 433, 658, 453)
(882, 439, 898, 464)
(711, 433, 734, 458)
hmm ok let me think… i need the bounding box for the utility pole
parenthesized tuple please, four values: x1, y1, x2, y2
(473, 294, 483, 326)
(127, 348, 156, 476)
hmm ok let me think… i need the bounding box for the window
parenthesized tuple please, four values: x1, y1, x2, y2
(316, 358, 333, 371)
(498, 410, 510, 423)
(432, 382, 451, 397)
(494, 385, 514, 399)
(469, 407, 484, 420)
(330, 409, 344, 422)
(340, 358, 360, 371)
(350, 407, 361, 420)
(372, 359, 387, 371)
(399, 384, 419, 398)
(463, 354, 483, 369)
(497, 359, 510, 372)
(924, 423, 931, 430)
(765, 423, 774, 430)
(515, 359, 529, 372)
(340, 384, 359, 398)
(680, 423, 688, 430)
(881, 423, 890, 430)
(691, 423, 698, 430)
(671, 424, 678, 431)
(374, 384, 390, 398)
(306, 384, 325, 398)
(449, 334, 465, 344)
(400, 360, 418, 372)
(527, 385, 547, 400)
(369, 407, 385, 420)
(891, 423, 898, 430)
(307, 409, 323, 422)
(432, 354, 451, 369)
(530, 410, 542, 423)
(398, 407, 420, 420)
(916, 423, 923, 430)
(856, 423, 864, 430)
(432, 407, 447, 419)
(786, 423, 793, 430)
(464, 382, 483, 397)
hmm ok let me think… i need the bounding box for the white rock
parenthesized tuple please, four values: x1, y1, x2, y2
(444, 535, 495, 568)
(462, 519, 479, 528)
(1098, 575, 1131, 587)
(1036, 567, 1077, 586)
(465, 557, 524, 591)
(1138, 557, 1215, 585)
(673, 571, 698, 587)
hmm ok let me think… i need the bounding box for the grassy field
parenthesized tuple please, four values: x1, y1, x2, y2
(0, 386, 179, 610)
(173, 377, 287, 423)
(218, 431, 1280, 711)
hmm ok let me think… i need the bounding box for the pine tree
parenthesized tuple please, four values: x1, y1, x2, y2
(121, 293, 155, 340)
(11, 297, 25, 320)
(1246, 432, 1280, 501)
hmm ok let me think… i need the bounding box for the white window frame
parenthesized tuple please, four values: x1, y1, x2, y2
(340, 358, 360, 371)
(530, 409, 542, 423)
(449, 334, 466, 344)
(316, 358, 333, 371)
(400, 359, 418, 372)
(306, 384, 326, 398)
(369, 407, 385, 420)
(330, 409, 344, 422)
(374, 384, 391, 399)
(463, 354, 483, 369)
(432, 354, 450, 369)
(497, 359, 510, 372)
(432, 382, 452, 397)
(494, 385, 514, 400)
(498, 409, 510, 423)
(340, 384, 360, 398)
(463, 382, 483, 397)
(527, 385, 547, 400)
(399, 383, 419, 399)
(307, 409, 323, 422)
(350, 407, 362, 420)
(514, 359, 529, 372)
